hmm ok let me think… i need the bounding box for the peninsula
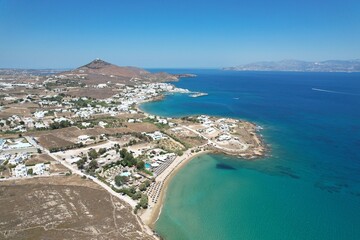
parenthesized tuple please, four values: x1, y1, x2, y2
(0, 59, 265, 239)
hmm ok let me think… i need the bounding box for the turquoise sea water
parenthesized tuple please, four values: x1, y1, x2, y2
(142, 70, 360, 240)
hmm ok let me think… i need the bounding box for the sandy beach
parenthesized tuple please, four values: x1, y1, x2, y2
(141, 146, 211, 228)
(137, 96, 266, 233)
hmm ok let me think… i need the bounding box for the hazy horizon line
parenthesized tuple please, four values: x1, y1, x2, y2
(1, 58, 359, 70)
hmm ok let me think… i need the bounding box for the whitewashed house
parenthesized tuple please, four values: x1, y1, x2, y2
(33, 163, 46, 175)
(148, 131, 164, 141)
(218, 135, 231, 141)
(14, 164, 27, 177)
(78, 135, 90, 142)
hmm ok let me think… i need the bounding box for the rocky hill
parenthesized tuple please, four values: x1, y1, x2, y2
(60, 59, 178, 85)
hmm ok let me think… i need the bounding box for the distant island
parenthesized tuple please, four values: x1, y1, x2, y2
(224, 59, 360, 72)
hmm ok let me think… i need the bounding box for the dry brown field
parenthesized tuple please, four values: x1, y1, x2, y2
(0, 175, 154, 240)
(0, 107, 33, 118)
(37, 134, 75, 150)
(126, 122, 158, 133)
(67, 87, 118, 99)
(25, 154, 55, 165)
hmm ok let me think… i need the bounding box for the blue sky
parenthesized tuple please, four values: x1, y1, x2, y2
(0, 0, 359, 68)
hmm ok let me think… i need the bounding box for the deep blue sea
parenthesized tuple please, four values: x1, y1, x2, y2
(142, 70, 360, 240)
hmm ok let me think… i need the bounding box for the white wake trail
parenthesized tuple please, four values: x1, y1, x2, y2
(312, 88, 359, 96)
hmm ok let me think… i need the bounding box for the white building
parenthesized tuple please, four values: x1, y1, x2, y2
(0, 154, 8, 161)
(54, 117, 72, 123)
(34, 111, 48, 119)
(78, 135, 90, 142)
(129, 110, 137, 114)
(68, 157, 82, 164)
(218, 135, 231, 141)
(98, 121, 108, 128)
(33, 163, 46, 175)
(97, 84, 107, 88)
(219, 124, 230, 132)
(35, 122, 47, 129)
(168, 122, 176, 127)
(7, 139, 32, 149)
(158, 119, 168, 124)
(0, 139, 5, 150)
(82, 122, 91, 127)
(14, 164, 27, 177)
(9, 157, 23, 165)
(147, 131, 164, 141)
(205, 127, 216, 134)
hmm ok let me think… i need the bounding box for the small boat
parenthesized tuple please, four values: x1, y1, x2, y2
(189, 92, 208, 98)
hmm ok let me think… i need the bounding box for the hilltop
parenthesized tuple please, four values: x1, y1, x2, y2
(59, 59, 178, 85)
(224, 59, 360, 72)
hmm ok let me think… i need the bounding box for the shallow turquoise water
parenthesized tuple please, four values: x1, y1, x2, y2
(142, 70, 360, 240)
(157, 154, 359, 240)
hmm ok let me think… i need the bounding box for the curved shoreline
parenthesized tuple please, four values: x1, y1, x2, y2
(136, 89, 267, 237)
(141, 149, 212, 228)
(141, 147, 267, 232)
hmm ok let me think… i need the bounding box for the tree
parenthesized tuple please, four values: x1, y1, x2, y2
(175, 150, 184, 156)
(139, 183, 147, 191)
(120, 148, 127, 158)
(76, 158, 86, 169)
(132, 191, 141, 200)
(115, 175, 128, 187)
(37, 148, 42, 154)
(88, 149, 99, 160)
(136, 160, 145, 170)
(119, 148, 137, 167)
(98, 148, 106, 155)
(27, 168, 33, 175)
(139, 194, 148, 209)
(144, 180, 151, 187)
(49, 120, 72, 129)
(129, 186, 136, 195)
(128, 139, 137, 146)
(87, 159, 98, 173)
